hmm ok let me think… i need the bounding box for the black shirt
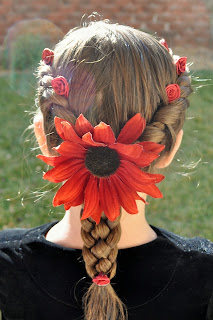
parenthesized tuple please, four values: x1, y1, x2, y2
(0, 220, 212, 320)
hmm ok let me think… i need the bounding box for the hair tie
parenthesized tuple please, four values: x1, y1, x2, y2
(37, 113, 165, 225)
(92, 273, 110, 286)
(51, 76, 69, 98)
(42, 48, 54, 65)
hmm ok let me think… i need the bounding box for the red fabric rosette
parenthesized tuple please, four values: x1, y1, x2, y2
(92, 273, 110, 286)
(166, 84, 181, 103)
(37, 113, 165, 224)
(42, 48, 54, 65)
(51, 76, 69, 98)
(174, 56, 187, 75)
(159, 38, 169, 51)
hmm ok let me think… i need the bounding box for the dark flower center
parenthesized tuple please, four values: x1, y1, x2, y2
(85, 147, 120, 177)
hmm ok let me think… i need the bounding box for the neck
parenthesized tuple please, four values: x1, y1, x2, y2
(45, 194, 157, 249)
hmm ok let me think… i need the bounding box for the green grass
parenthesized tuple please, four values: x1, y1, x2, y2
(0, 70, 213, 242)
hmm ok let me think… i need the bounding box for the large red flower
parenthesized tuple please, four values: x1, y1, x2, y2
(37, 113, 165, 224)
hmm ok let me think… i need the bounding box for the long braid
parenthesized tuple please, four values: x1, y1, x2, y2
(80, 212, 128, 320)
(81, 212, 121, 277)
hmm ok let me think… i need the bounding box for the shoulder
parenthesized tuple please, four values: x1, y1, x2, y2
(0, 226, 31, 249)
(0, 222, 57, 273)
(0, 225, 41, 271)
(155, 227, 213, 298)
(153, 225, 213, 279)
(0, 225, 41, 250)
(0, 221, 56, 252)
(155, 226, 213, 256)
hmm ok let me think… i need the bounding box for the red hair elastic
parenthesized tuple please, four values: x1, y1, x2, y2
(92, 273, 110, 286)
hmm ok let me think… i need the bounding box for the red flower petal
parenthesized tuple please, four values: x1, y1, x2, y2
(128, 150, 160, 167)
(93, 122, 115, 145)
(144, 172, 165, 183)
(116, 161, 164, 195)
(120, 160, 164, 185)
(36, 154, 70, 166)
(75, 114, 94, 137)
(99, 178, 120, 222)
(53, 141, 86, 157)
(116, 114, 146, 144)
(110, 143, 142, 158)
(43, 159, 85, 183)
(110, 175, 139, 214)
(60, 121, 80, 142)
(53, 168, 90, 206)
(138, 141, 165, 153)
(54, 117, 70, 140)
(90, 203, 103, 225)
(117, 166, 163, 198)
(64, 192, 85, 210)
(111, 143, 159, 167)
(64, 203, 72, 211)
(138, 184, 163, 198)
(54, 117, 86, 145)
(81, 176, 100, 220)
(82, 132, 105, 147)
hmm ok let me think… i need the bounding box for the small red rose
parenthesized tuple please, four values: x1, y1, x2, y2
(51, 76, 69, 98)
(175, 56, 187, 75)
(42, 48, 54, 65)
(159, 38, 169, 51)
(166, 84, 181, 103)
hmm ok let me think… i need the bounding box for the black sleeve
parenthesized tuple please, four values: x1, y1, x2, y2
(0, 245, 24, 317)
(207, 291, 213, 320)
(0, 227, 34, 318)
(0, 249, 13, 311)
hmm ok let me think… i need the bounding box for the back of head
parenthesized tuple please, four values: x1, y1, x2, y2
(35, 17, 192, 320)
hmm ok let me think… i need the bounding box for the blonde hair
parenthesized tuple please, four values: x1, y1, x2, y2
(35, 18, 192, 320)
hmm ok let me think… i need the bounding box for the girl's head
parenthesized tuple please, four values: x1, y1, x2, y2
(34, 18, 192, 320)
(36, 19, 192, 162)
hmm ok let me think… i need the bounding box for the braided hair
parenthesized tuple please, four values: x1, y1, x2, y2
(35, 19, 193, 320)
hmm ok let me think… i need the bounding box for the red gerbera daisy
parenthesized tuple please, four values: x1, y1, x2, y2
(37, 113, 165, 224)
